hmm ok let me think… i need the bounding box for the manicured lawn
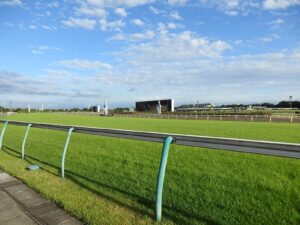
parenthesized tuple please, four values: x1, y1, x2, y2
(4, 113, 300, 143)
(0, 114, 299, 225)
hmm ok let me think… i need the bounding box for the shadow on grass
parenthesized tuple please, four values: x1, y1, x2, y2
(2, 145, 219, 225)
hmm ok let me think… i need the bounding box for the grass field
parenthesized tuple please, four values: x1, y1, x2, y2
(5, 113, 300, 143)
(0, 113, 299, 225)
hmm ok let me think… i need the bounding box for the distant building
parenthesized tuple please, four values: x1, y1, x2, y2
(92, 105, 100, 113)
(175, 103, 215, 112)
(136, 99, 174, 113)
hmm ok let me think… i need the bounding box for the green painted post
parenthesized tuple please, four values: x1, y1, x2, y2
(0, 121, 8, 150)
(21, 124, 32, 159)
(61, 127, 74, 178)
(156, 136, 174, 222)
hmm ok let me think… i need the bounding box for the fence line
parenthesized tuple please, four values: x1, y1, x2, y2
(114, 113, 300, 123)
(1, 120, 299, 159)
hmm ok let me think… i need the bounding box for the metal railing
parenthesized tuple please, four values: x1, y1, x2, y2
(114, 113, 300, 123)
(1, 120, 299, 158)
(0, 119, 299, 222)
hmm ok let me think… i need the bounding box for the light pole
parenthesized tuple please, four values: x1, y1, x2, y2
(289, 96, 292, 108)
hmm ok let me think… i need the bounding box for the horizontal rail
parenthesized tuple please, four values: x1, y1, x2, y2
(1, 120, 300, 159)
(114, 113, 300, 123)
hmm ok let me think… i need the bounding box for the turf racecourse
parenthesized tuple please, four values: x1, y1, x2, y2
(5, 112, 300, 143)
(0, 113, 299, 225)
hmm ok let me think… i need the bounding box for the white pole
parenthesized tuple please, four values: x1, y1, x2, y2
(104, 99, 108, 116)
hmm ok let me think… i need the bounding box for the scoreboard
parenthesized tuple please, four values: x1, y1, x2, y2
(136, 99, 174, 112)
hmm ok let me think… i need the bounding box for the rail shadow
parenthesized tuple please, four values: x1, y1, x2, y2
(2, 145, 219, 225)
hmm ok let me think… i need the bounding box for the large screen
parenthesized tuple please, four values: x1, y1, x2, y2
(136, 99, 174, 112)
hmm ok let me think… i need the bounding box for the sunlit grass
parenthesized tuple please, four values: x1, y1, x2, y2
(4, 113, 300, 143)
(0, 120, 299, 225)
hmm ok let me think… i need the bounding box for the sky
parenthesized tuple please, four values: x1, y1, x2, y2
(0, 0, 300, 108)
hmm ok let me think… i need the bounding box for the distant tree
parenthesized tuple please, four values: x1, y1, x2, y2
(113, 107, 130, 112)
(69, 108, 80, 112)
(260, 103, 275, 108)
(276, 101, 300, 108)
(14, 108, 24, 112)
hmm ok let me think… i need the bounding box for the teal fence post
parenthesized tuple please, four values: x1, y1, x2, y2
(61, 127, 74, 178)
(156, 136, 174, 222)
(0, 121, 8, 150)
(21, 124, 32, 159)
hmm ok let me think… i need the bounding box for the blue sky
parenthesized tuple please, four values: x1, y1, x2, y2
(0, 0, 300, 108)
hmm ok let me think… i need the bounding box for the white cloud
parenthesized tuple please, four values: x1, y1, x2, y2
(221, 51, 300, 76)
(167, 22, 177, 29)
(225, 0, 240, 8)
(2, 0, 300, 106)
(108, 46, 300, 104)
(149, 5, 160, 14)
(109, 31, 155, 41)
(57, 59, 112, 70)
(115, 7, 127, 17)
(99, 18, 125, 31)
(29, 45, 60, 55)
(31, 50, 43, 55)
(121, 30, 231, 63)
(34, 1, 59, 9)
(170, 11, 182, 20)
(131, 19, 145, 26)
(76, 7, 107, 18)
(167, 0, 188, 6)
(36, 45, 50, 51)
(42, 46, 51, 51)
(2, 47, 300, 106)
(260, 37, 274, 43)
(199, 0, 260, 16)
(44, 69, 73, 78)
(47, 2, 59, 8)
(18, 23, 24, 29)
(267, 18, 284, 28)
(0, 69, 104, 108)
(42, 25, 57, 30)
(3, 22, 13, 27)
(84, 0, 155, 8)
(234, 40, 243, 45)
(62, 18, 97, 30)
(157, 22, 182, 31)
(0, 0, 22, 6)
(225, 10, 238, 15)
(259, 34, 280, 42)
(129, 31, 155, 41)
(109, 33, 126, 41)
(200, 0, 300, 15)
(263, 0, 300, 9)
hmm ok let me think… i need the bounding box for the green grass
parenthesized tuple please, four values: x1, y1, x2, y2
(4, 113, 300, 143)
(0, 114, 299, 225)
